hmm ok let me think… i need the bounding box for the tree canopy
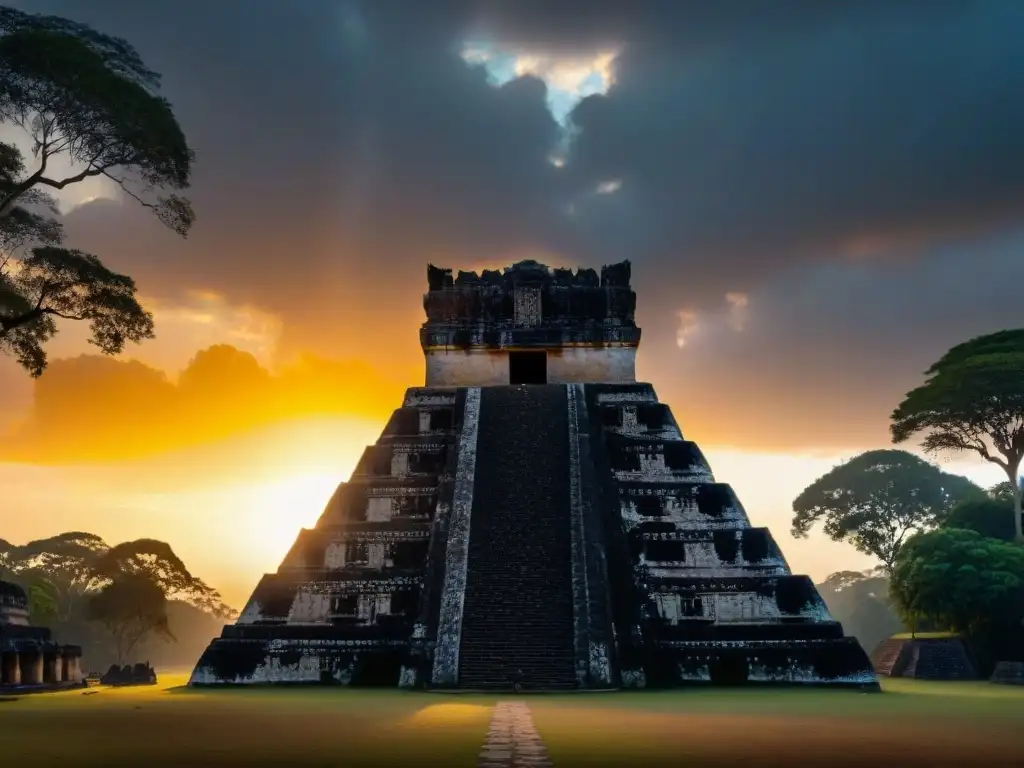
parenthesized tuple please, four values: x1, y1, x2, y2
(1, 532, 233, 620)
(86, 573, 174, 665)
(943, 496, 1017, 542)
(891, 330, 1024, 541)
(1, 245, 154, 375)
(0, 6, 193, 229)
(0, 5, 194, 375)
(791, 449, 981, 572)
(889, 527, 1024, 638)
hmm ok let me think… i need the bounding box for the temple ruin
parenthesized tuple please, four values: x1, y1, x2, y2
(191, 259, 877, 689)
(1, 580, 84, 690)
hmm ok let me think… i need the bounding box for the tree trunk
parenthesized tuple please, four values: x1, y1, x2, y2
(1008, 460, 1024, 543)
(1014, 482, 1024, 544)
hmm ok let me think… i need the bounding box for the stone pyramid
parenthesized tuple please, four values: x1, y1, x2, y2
(190, 260, 877, 689)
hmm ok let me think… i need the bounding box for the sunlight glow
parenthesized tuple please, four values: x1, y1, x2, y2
(460, 42, 618, 125)
(228, 470, 342, 565)
(407, 703, 492, 727)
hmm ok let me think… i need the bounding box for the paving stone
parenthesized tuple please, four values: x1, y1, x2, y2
(477, 701, 553, 768)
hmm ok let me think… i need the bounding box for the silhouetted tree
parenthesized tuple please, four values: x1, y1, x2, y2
(892, 330, 1024, 541)
(94, 538, 233, 618)
(86, 574, 174, 664)
(1, 532, 233, 620)
(792, 449, 981, 573)
(4, 531, 108, 621)
(0, 6, 193, 226)
(0, 5, 194, 375)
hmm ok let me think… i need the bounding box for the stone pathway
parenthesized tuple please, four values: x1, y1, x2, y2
(478, 701, 553, 768)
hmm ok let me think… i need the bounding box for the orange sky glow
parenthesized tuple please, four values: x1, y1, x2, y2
(0, 292, 1004, 608)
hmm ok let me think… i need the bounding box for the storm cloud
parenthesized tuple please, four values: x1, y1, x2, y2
(4, 0, 1023, 452)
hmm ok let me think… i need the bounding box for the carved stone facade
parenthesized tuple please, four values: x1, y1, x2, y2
(582, 385, 875, 686)
(1, 581, 84, 690)
(190, 261, 876, 689)
(191, 389, 467, 686)
(421, 260, 640, 386)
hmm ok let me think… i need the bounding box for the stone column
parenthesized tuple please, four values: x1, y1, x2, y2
(1, 652, 20, 686)
(43, 651, 61, 684)
(64, 654, 82, 684)
(21, 650, 43, 685)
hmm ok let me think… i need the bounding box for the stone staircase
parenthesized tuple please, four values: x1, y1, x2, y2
(870, 638, 908, 677)
(456, 385, 578, 690)
(903, 639, 976, 680)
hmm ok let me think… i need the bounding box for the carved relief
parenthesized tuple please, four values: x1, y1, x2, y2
(513, 287, 542, 327)
(420, 260, 640, 350)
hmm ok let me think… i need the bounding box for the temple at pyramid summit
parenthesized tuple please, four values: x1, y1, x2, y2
(190, 259, 877, 689)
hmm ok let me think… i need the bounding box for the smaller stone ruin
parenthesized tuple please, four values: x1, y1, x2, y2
(990, 661, 1024, 685)
(100, 662, 158, 687)
(1, 580, 85, 690)
(871, 635, 978, 680)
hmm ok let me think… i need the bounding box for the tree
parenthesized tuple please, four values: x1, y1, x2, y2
(943, 497, 1017, 542)
(0, 7, 193, 228)
(1, 532, 233, 620)
(25, 575, 59, 624)
(0, 6, 194, 375)
(891, 330, 1024, 542)
(792, 449, 981, 573)
(0, 536, 12, 578)
(989, 481, 1017, 504)
(4, 531, 109, 621)
(86, 574, 174, 664)
(1, 245, 155, 375)
(889, 528, 1024, 641)
(93, 538, 233, 619)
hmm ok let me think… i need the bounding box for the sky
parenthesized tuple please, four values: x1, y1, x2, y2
(2, 0, 1019, 607)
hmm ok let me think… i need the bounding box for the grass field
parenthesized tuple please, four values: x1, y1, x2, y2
(1, 675, 1022, 767)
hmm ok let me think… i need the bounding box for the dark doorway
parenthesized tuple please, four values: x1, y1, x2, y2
(709, 655, 750, 686)
(509, 351, 547, 384)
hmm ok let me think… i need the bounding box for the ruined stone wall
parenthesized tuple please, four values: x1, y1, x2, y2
(424, 347, 637, 387)
(425, 350, 508, 387)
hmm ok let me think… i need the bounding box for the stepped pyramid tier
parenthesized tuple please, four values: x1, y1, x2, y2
(190, 260, 877, 689)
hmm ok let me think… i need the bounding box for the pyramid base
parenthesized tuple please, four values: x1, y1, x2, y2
(190, 638, 422, 688)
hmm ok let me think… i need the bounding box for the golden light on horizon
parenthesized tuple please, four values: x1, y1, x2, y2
(224, 470, 343, 566)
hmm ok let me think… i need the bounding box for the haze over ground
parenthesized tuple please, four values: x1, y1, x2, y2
(2, 0, 1017, 606)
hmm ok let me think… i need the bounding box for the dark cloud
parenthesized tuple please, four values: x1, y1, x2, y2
(6, 0, 1024, 452)
(562, 0, 1024, 291)
(470, 0, 967, 53)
